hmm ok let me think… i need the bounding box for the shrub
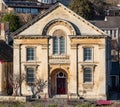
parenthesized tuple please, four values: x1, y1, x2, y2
(1, 13, 21, 32)
(48, 104, 58, 107)
(76, 102, 91, 107)
(9, 102, 23, 107)
(32, 104, 42, 107)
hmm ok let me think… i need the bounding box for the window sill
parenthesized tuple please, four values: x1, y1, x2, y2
(80, 62, 97, 71)
(26, 60, 35, 62)
(22, 61, 41, 64)
(82, 83, 94, 90)
(49, 55, 69, 59)
(83, 82, 93, 85)
(79, 61, 98, 64)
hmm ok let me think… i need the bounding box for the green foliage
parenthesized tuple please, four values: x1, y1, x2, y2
(1, 13, 21, 32)
(9, 102, 23, 107)
(69, 0, 95, 20)
(48, 104, 58, 107)
(0, 104, 6, 107)
(76, 102, 95, 107)
(32, 104, 42, 107)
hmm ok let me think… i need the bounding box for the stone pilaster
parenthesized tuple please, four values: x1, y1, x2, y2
(69, 44, 78, 98)
(41, 44, 49, 97)
(13, 44, 21, 75)
(98, 44, 107, 100)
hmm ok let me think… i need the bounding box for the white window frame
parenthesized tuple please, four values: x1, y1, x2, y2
(26, 47, 36, 61)
(83, 47, 93, 62)
(26, 67, 35, 84)
(83, 67, 93, 83)
(41, 0, 51, 3)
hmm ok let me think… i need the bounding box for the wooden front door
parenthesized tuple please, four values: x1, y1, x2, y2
(56, 72, 66, 94)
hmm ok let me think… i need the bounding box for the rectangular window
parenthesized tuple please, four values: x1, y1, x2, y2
(84, 68, 92, 83)
(42, 0, 48, 3)
(110, 30, 112, 36)
(84, 48, 92, 61)
(26, 48, 35, 61)
(26, 68, 35, 83)
(114, 30, 116, 38)
(31, 9, 38, 14)
(106, 30, 108, 34)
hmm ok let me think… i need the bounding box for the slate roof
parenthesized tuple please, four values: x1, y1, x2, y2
(0, 40, 13, 62)
(5, 0, 52, 8)
(90, 16, 120, 28)
(11, 2, 106, 38)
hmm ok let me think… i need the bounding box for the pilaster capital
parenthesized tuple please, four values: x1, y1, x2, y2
(13, 44, 21, 49)
(41, 44, 48, 49)
(98, 44, 105, 49)
(71, 44, 77, 49)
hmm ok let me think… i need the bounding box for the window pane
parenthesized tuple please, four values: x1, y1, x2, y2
(60, 37, 65, 54)
(26, 48, 35, 61)
(27, 68, 34, 83)
(84, 68, 92, 82)
(114, 30, 116, 38)
(84, 48, 92, 61)
(31, 9, 38, 14)
(53, 37, 58, 54)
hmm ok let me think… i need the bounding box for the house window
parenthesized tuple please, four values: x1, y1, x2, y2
(83, 48, 92, 61)
(53, 36, 65, 55)
(26, 48, 35, 61)
(26, 68, 35, 83)
(60, 36, 65, 54)
(114, 30, 116, 38)
(83, 68, 92, 83)
(110, 30, 112, 36)
(41, 0, 50, 3)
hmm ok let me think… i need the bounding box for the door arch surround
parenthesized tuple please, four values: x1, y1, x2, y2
(50, 69, 68, 95)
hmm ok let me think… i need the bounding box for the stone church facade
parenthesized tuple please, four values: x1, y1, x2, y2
(12, 3, 111, 99)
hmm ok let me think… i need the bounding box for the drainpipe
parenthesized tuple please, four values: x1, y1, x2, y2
(19, 44, 22, 96)
(76, 44, 79, 98)
(47, 37, 50, 98)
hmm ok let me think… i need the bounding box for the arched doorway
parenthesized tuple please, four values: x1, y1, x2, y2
(56, 72, 66, 94)
(51, 69, 67, 95)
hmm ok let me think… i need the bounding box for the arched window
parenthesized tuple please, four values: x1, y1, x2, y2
(53, 36, 65, 55)
(53, 29, 66, 55)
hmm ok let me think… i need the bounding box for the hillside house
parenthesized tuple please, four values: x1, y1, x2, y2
(91, 16, 120, 90)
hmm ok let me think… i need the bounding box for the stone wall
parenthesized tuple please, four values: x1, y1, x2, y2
(0, 96, 26, 102)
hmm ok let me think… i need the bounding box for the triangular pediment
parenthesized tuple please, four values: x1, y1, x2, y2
(12, 2, 107, 38)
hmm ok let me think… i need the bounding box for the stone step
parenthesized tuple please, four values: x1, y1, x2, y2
(53, 95, 68, 98)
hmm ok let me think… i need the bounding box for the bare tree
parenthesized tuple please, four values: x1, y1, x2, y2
(30, 79, 47, 98)
(8, 72, 47, 97)
(8, 73, 25, 96)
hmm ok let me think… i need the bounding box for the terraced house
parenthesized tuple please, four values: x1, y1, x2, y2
(12, 3, 111, 100)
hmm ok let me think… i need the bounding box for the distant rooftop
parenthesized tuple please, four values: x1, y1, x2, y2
(5, 0, 52, 8)
(90, 16, 120, 28)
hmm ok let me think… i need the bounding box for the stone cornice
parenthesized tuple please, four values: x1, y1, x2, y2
(69, 35, 108, 39)
(14, 35, 50, 39)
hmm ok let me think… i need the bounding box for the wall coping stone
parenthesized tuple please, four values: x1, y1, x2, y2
(0, 96, 26, 102)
